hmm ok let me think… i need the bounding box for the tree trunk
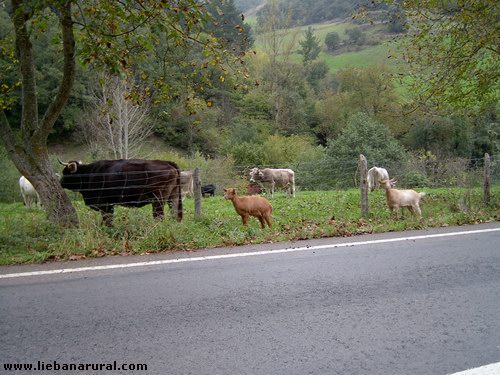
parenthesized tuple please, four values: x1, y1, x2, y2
(11, 145, 78, 228)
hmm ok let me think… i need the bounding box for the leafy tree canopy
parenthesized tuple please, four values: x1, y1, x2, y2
(387, 0, 500, 110)
(0, 0, 248, 227)
(205, 0, 254, 53)
(327, 112, 408, 185)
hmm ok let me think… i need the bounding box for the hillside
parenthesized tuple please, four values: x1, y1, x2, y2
(235, 0, 264, 14)
(252, 18, 402, 74)
(245, 0, 383, 28)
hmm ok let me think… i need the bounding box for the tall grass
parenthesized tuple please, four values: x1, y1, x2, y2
(1, 187, 498, 265)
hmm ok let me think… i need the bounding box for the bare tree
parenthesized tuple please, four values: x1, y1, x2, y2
(257, 0, 299, 66)
(256, 0, 302, 131)
(80, 76, 154, 160)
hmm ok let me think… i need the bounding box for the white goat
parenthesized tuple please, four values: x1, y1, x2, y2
(19, 176, 41, 209)
(367, 167, 390, 191)
(380, 178, 426, 219)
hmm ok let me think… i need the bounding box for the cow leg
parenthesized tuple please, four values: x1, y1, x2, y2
(240, 214, 249, 226)
(166, 189, 182, 222)
(152, 200, 165, 221)
(263, 215, 272, 229)
(101, 206, 114, 227)
(390, 205, 400, 220)
(257, 216, 266, 229)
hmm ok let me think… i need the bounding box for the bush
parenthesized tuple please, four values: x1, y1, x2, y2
(400, 151, 474, 188)
(0, 146, 21, 203)
(326, 112, 409, 188)
(324, 32, 341, 51)
(345, 28, 366, 46)
(227, 142, 266, 168)
(402, 172, 431, 188)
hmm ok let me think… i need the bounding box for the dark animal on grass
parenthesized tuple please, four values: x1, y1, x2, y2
(59, 159, 183, 226)
(201, 184, 216, 197)
(224, 188, 272, 229)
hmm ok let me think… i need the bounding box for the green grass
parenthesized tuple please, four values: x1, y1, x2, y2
(319, 43, 396, 73)
(251, 18, 408, 93)
(253, 20, 388, 51)
(1, 188, 499, 265)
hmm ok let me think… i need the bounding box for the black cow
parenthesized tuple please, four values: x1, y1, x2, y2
(201, 184, 216, 197)
(59, 159, 183, 226)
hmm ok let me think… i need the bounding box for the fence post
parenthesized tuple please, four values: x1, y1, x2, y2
(193, 168, 202, 217)
(484, 153, 491, 205)
(359, 154, 369, 218)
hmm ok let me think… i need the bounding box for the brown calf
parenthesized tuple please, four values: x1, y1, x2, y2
(223, 188, 272, 228)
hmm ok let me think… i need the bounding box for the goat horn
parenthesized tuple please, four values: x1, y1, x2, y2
(57, 157, 69, 166)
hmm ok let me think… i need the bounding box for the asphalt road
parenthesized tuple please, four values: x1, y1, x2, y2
(1, 223, 500, 375)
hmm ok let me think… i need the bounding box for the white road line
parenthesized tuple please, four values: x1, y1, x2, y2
(448, 362, 500, 375)
(1, 227, 499, 280)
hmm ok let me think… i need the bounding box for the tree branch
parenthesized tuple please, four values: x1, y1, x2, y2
(37, 1, 76, 143)
(11, 0, 38, 138)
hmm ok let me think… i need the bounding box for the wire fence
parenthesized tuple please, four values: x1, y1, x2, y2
(1, 154, 499, 209)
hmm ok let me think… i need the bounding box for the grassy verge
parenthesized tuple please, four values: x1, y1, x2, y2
(0, 188, 499, 265)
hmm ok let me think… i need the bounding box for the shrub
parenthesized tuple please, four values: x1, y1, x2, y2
(345, 28, 366, 46)
(402, 172, 431, 188)
(0, 146, 21, 203)
(227, 142, 266, 168)
(324, 32, 341, 51)
(326, 112, 409, 188)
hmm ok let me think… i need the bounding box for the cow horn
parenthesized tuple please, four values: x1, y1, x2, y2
(57, 157, 69, 166)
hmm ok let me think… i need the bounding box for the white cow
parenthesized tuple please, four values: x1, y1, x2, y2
(367, 166, 390, 192)
(19, 176, 40, 208)
(249, 167, 295, 198)
(180, 171, 194, 200)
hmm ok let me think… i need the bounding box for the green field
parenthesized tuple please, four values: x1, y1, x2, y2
(255, 18, 397, 73)
(1, 187, 498, 265)
(320, 43, 396, 73)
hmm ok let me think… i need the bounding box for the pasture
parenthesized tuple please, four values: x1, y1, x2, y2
(252, 17, 399, 69)
(1, 187, 498, 266)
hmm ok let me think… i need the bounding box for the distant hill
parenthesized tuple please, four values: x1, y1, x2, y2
(253, 18, 400, 72)
(253, 0, 387, 28)
(235, 0, 264, 13)
(242, 3, 265, 18)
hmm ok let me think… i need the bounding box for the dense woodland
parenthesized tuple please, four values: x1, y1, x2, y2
(0, 0, 499, 215)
